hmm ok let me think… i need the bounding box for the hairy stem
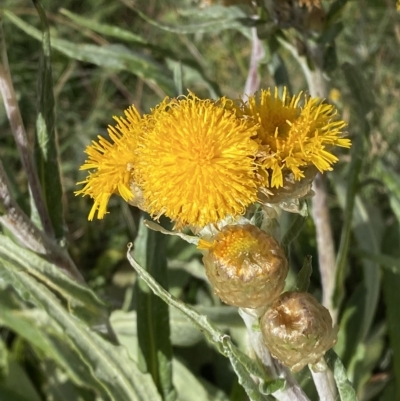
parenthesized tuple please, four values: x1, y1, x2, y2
(309, 361, 336, 401)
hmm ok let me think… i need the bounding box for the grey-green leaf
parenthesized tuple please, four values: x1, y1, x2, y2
(0, 254, 162, 401)
(325, 350, 358, 401)
(4, 10, 175, 96)
(33, 0, 65, 240)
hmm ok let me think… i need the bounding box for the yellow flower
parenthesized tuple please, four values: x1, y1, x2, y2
(136, 93, 259, 229)
(241, 88, 351, 188)
(76, 107, 142, 220)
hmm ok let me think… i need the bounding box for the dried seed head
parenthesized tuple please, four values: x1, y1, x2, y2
(260, 291, 338, 371)
(200, 224, 288, 308)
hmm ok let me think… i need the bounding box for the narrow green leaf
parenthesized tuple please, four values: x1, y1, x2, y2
(60, 8, 148, 44)
(294, 255, 312, 292)
(58, 9, 220, 98)
(325, 350, 358, 401)
(381, 222, 400, 400)
(333, 133, 363, 308)
(173, 62, 183, 96)
(126, 247, 271, 401)
(0, 387, 34, 401)
(173, 358, 230, 401)
(0, 234, 108, 328)
(333, 180, 381, 342)
(281, 201, 308, 257)
(224, 339, 273, 401)
(0, 287, 111, 399)
(0, 338, 7, 378)
(134, 215, 176, 401)
(342, 63, 375, 117)
(378, 163, 400, 222)
(326, 0, 350, 25)
(134, 5, 251, 35)
(41, 362, 97, 401)
(32, 0, 65, 240)
(4, 10, 175, 96)
(355, 250, 400, 273)
(0, 255, 161, 401)
(128, 245, 226, 351)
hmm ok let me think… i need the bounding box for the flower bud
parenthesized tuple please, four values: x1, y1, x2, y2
(199, 224, 288, 308)
(260, 291, 338, 372)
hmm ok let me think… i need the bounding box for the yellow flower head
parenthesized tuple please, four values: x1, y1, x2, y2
(76, 107, 142, 220)
(241, 88, 351, 188)
(136, 92, 259, 229)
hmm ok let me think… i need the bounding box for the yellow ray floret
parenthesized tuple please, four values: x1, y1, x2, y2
(242, 88, 351, 188)
(136, 93, 259, 229)
(75, 106, 141, 220)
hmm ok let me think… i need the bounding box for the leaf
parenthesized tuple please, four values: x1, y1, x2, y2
(0, 338, 7, 378)
(59, 9, 221, 98)
(134, 214, 176, 401)
(294, 255, 312, 292)
(4, 10, 175, 96)
(355, 250, 400, 274)
(32, 0, 65, 240)
(0, 256, 162, 401)
(332, 178, 381, 343)
(134, 5, 252, 35)
(326, 0, 350, 25)
(223, 339, 274, 401)
(381, 221, 400, 400)
(325, 350, 358, 401)
(342, 63, 375, 117)
(0, 234, 108, 328)
(333, 133, 364, 309)
(173, 358, 230, 401)
(60, 8, 148, 44)
(109, 315, 231, 401)
(0, 288, 110, 396)
(378, 163, 400, 222)
(0, 356, 43, 401)
(281, 201, 308, 257)
(126, 246, 273, 401)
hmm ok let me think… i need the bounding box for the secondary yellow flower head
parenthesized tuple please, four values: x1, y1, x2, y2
(76, 107, 142, 220)
(136, 92, 259, 229)
(241, 88, 351, 188)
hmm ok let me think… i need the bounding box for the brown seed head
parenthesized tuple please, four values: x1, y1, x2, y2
(260, 291, 338, 371)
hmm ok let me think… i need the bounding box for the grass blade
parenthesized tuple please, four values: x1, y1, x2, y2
(32, 0, 65, 240)
(134, 215, 176, 401)
(4, 10, 175, 96)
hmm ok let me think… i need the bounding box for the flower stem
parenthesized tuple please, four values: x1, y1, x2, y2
(309, 360, 336, 401)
